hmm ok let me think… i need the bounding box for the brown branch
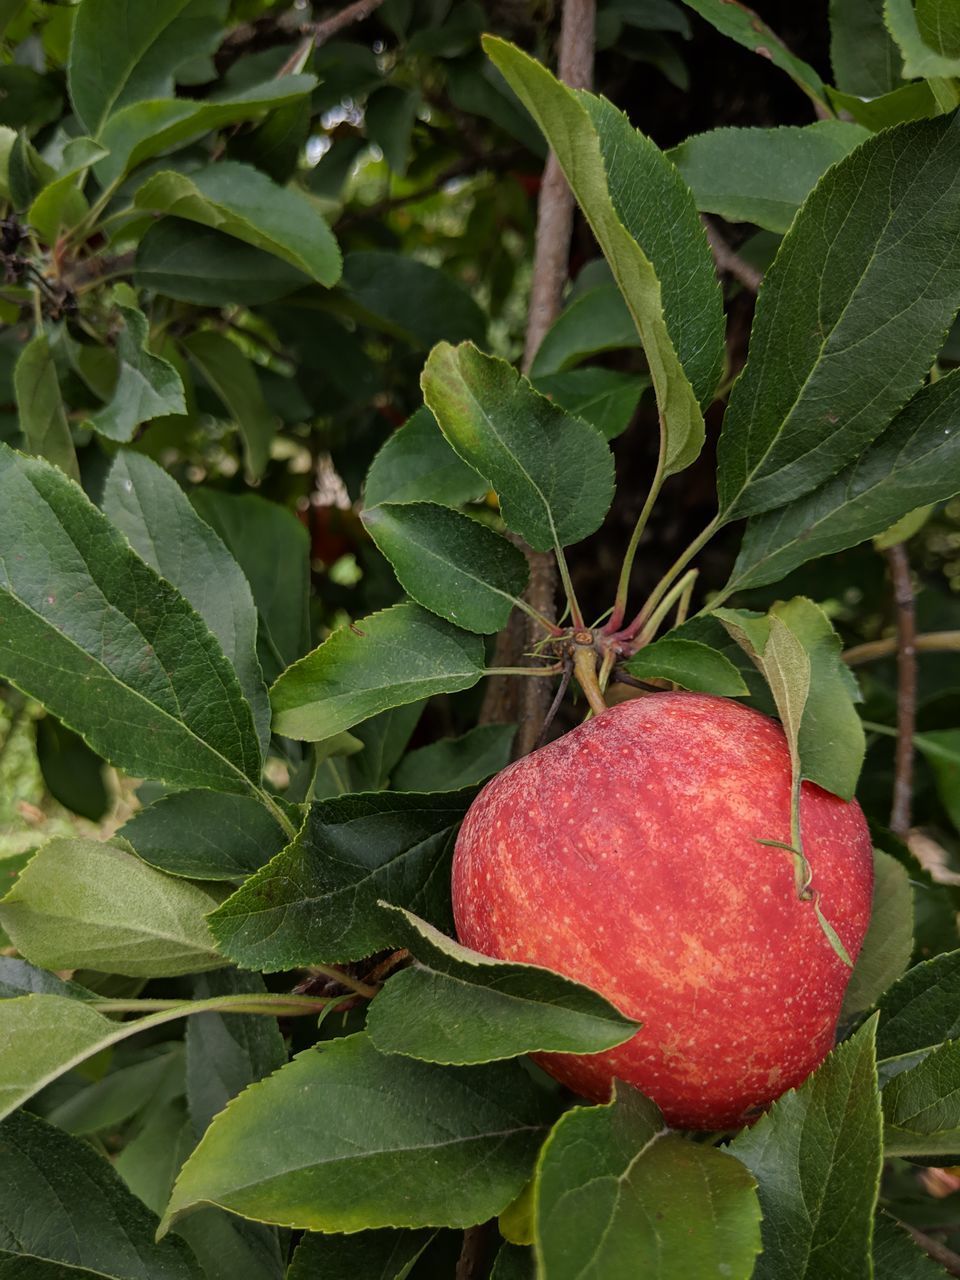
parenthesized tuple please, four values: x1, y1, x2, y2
(455, 1221, 498, 1280)
(702, 217, 763, 294)
(481, 0, 597, 759)
(902, 1223, 960, 1278)
(279, 0, 388, 76)
(885, 543, 917, 839)
(843, 630, 960, 667)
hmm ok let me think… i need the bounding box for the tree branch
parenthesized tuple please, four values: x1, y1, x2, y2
(884, 543, 917, 839)
(702, 217, 763, 293)
(481, 0, 597, 758)
(843, 631, 960, 667)
(902, 1223, 960, 1278)
(279, 0, 388, 75)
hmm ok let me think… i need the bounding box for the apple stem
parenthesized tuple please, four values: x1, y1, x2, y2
(572, 643, 608, 717)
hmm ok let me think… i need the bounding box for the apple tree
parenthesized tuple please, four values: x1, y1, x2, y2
(1, 0, 960, 1276)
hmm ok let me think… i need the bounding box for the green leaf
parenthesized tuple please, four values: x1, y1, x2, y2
(882, 1038, 960, 1155)
(161, 1033, 555, 1234)
(529, 284, 639, 377)
(0, 956, 94, 999)
(716, 112, 960, 523)
(121, 791, 290, 881)
(186, 969, 286, 1137)
(873, 1213, 952, 1278)
(671, 122, 870, 234)
(36, 714, 109, 821)
(0, 837, 225, 977)
(729, 1017, 882, 1280)
(886, 0, 960, 77)
(537, 1085, 762, 1279)
(0, 66, 61, 131)
(366, 85, 420, 176)
(392, 723, 515, 792)
(364, 406, 487, 508)
(8, 131, 55, 208)
(27, 136, 108, 244)
(718, 598, 864, 802)
(486, 38, 716, 473)
(876, 950, 960, 1062)
(82, 305, 185, 443)
(830, 0, 903, 96)
(624, 636, 750, 696)
(135, 220, 310, 306)
(68, 0, 227, 134)
(342, 251, 486, 348)
(209, 788, 474, 969)
(0, 1109, 200, 1277)
(288, 1230, 436, 1280)
(103, 450, 270, 758)
(270, 603, 484, 742)
(491, 1244, 535, 1280)
(181, 330, 276, 479)
(95, 77, 317, 186)
(532, 368, 648, 441)
(366, 906, 637, 1064)
(841, 850, 914, 1018)
(362, 502, 529, 634)
(421, 342, 614, 552)
(13, 332, 79, 479)
(680, 0, 828, 110)
(0, 444, 262, 793)
(724, 370, 960, 593)
(916, 731, 960, 832)
(340, 702, 425, 794)
(47, 1044, 183, 1137)
(134, 162, 340, 285)
(916, 0, 960, 57)
(827, 80, 941, 130)
(190, 488, 310, 683)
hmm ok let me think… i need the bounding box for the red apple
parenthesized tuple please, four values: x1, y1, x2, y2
(452, 692, 874, 1129)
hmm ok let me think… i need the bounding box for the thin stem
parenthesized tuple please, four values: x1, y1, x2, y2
(637, 569, 698, 645)
(534, 662, 573, 750)
(608, 458, 665, 632)
(512, 594, 565, 636)
(902, 1224, 960, 1278)
(484, 664, 563, 678)
(885, 543, 917, 839)
(278, 0, 388, 76)
(555, 544, 585, 630)
(843, 630, 960, 666)
(675, 573, 696, 628)
(573, 645, 608, 717)
(310, 964, 379, 999)
(861, 720, 897, 738)
(617, 516, 719, 644)
(91, 994, 332, 1014)
(255, 787, 298, 841)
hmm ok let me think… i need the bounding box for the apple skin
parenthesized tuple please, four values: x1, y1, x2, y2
(452, 692, 874, 1130)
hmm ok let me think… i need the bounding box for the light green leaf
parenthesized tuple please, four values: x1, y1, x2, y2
(529, 284, 639, 376)
(486, 37, 715, 475)
(13, 332, 78, 479)
(0, 444, 262, 793)
(717, 112, 960, 523)
(830, 0, 904, 96)
(729, 1017, 882, 1280)
(68, 0, 228, 134)
(364, 406, 487, 508)
(27, 137, 107, 243)
(103, 450, 270, 758)
(680, 0, 829, 110)
(916, 731, 960, 832)
(134, 161, 340, 285)
(95, 77, 317, 186)
(288, 1230, 436, 1280)
(532, 368, 648, 440)
(181, 330, 276, 479)
(161, 1033, 555, 1234)
(120, 791, 290, 881)
(886, 0, 960, 77)
(270, 602, 484, 742)
(0, 838, 225, 977)
(82, 305, 186, 442)
(671, 122, 870, 234)
(392, 723, 515, 792)
(827, 80, 941, 129)
(883, 1038, 960, 1155)
(362, 502, 529, 634)
(725, 370, 960, 592)
(537, 1085, 762, 1280)
(421, 341, 614, 552)
(0, 1109, 200, 1277)
(365, 906, 638, 1064)
(624, 636, 750, 696)
(209, 788, 474, 970)
(841, 850, 914, 1018)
